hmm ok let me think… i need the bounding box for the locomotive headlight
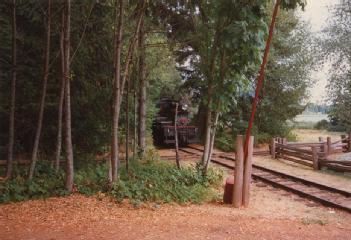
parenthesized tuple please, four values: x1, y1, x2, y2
(182, 104, 188, 111)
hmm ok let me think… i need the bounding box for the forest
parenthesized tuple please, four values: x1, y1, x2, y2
(0, 0, 350, 202)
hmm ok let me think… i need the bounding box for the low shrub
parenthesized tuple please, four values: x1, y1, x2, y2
(0, 162, 66, 203)
(0, 160, 223, 205)
(111, 161, 223, 204)
(75, 163, 110, 195)
(314, 120, 329, 130)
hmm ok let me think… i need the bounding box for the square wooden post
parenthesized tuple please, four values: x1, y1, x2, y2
(242, 136, 254, 208)
(233, 135, 244, 208)
(312, 146, 319, 170)
(327, 137, 331, 155)
(323, 142, 328, 158)
(271, 138, 276, 159)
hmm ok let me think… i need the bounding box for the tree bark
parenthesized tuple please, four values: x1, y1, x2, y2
(54, 12, 66, 172)
(64, 0, 74, 192)
(6, 0, 17, 179)
(133, 66, 138, 161)
(174, 103, 181, 169)
(204, 110, 219, 171)
(204, 50, 225, 172)
(201, 31, 220, 170)
(29, 0, 51, 180)
(138, 17, 146, 156)
(125, 65, 131, 171)
(111, 0, 124, 182)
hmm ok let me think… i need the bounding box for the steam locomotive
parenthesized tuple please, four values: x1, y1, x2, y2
(152, 98, 198, 146)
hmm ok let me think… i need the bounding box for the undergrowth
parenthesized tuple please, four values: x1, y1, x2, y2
(0, 160, 223, 205)
(112, 161, 223, 205)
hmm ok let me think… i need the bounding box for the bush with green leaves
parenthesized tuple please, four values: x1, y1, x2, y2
(111, 161, 223, 204)
(314, 120, 329, 130)
(0, 160, 223, 205)
(0, 162, 66, 203)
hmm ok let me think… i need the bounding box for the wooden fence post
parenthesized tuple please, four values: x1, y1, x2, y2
(318, 137, 323, 142)
(233, 135, 244, 208)
(312, 146, 319, 170)
(327, 137, 331, 155)
(323, 142, 328, 158)
(242, 136, 254, 208)
(271, 138, 276, 159)
(282, 138, 287, 145)
(348, 132, 351, 152)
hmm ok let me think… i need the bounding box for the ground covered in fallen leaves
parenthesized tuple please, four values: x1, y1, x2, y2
(1, 191, 351, 240)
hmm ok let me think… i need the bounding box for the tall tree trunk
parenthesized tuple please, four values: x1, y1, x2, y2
(6, 0, 16, 179)
(204, 50, 225, 172)
(54, 12, 66, 172)
(133, 66, 138, 161)
(202, 89, 212, 167)
(111, 0, 124, 182)
(29, 0, 51, 180)
(138, 18, 146, 156)
(111, 0, 145, 182)
(204, 110, 219, 171)
(201, 32, 220, 169)
(125, 65, 131, 171)
(174, 103, 181, 169)
(64, 0, 74, 192)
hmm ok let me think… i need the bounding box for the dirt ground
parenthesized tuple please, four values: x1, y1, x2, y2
(1, 191, 351, 240)
(2, 130, 351, 240)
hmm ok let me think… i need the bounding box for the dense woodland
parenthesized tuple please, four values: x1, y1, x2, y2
(4, 0, 347, 199)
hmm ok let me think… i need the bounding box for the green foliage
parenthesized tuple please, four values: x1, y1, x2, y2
(0, 160, 222, 205)
(74, 163, 109, 195)
(322, 0, 351, 131)
(214, 7, 315, 146)
(111, 161, 223, 204)
(314, 120, 329, 130)
(0, 162, 66, 203)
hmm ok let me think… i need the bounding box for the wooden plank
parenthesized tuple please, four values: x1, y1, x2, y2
(319, 160, 351, 166)
(286, 142, 323, 147)
(276, 144, 313, 155)
(277, 149, 313, 161)
(323, 163, 351, 172)
(277, 155, 314, 167)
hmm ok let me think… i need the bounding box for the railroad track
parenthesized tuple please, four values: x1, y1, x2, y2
(162, 145, 351, 214)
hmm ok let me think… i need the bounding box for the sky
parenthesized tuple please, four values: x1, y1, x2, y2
(298, 0, 337, 104)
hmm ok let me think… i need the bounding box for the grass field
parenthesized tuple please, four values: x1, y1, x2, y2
(292, 129, 345, 142)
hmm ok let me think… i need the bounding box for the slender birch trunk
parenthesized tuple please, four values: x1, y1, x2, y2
(204, 50, 225, 172)
(54, 12, 66, 172)
(6, 0, 17, 179)
(138, 18, 146, 156)
(133, 66, 138, 161)
(174, 103, 181, 169)
(111, 0, 124, 182)
(29, 0, 51, 179)
(125, 66, 131, 171)
(64, 0, 74, 192)
(111, 0, 145, 182)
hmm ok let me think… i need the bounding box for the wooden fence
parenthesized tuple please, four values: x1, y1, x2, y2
(271, 133, 351, 172)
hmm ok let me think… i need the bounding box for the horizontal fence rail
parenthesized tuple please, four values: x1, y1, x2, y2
(271, 133, 351, 172)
